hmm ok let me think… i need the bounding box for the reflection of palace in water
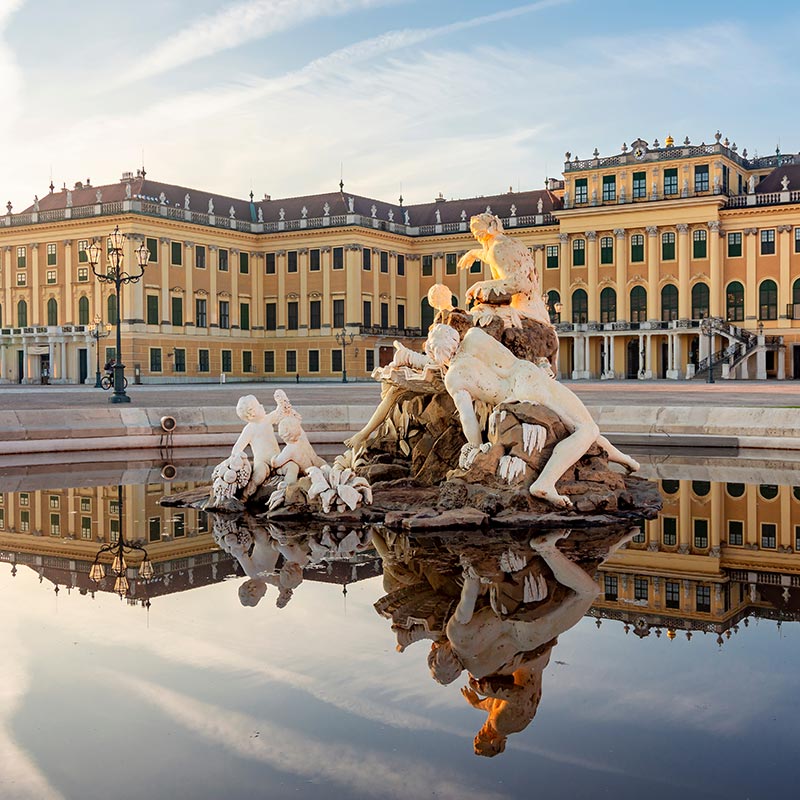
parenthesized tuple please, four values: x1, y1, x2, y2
(592, 479, 800, 639)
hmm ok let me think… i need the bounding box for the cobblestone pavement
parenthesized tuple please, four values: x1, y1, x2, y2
(0, 379, 798, 410)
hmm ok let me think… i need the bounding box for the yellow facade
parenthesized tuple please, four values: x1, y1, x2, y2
(2, 135, 799, 384)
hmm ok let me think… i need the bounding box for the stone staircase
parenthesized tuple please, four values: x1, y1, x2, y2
(693, 319, 783, 380)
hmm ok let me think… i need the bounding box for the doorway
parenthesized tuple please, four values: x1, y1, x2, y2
(16, 350, 23, 383)
(626, 340, 639, 379)
(40, 354, 50, 384)
(660, 341, 668, 378)
(79, 348, 88, 384)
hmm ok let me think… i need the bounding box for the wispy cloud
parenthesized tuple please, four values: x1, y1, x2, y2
(121, 0, 400, 85)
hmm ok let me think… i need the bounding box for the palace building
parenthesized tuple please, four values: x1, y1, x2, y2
(2, 131, 799, 385)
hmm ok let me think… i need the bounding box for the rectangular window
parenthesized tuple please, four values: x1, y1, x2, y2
(46, 270, 56, 284)
(174, 348, 186, 372)
(380, 302, 389, 328)
(572, 239, 585, 267)
(16, 246, 26, 268)
(728, 520, 744, 546)
(264, 351, 275, 372)
(286, 350, 297, 373)
(196, 245, 206, 269)
(604, 575, 618, 601)
(171, 241, 183, 266)
(150, 347, 162, 372)
(575, 177, 588, 204)
(632, 529, 646, 544)
(166, 297, 181, 329)
(630, 234, 644, 262)
(287, 251, 298, 273)
(694, 164, 709, 193)
(20, 510, 30, 531)
(310, 249, 321, 271)
(219, 301, 230, 329)
(397, 304, 405, 329)
(78, 240, 88, 263)
(380, 251, 389, 273)
(696, 585, 711, 612)
(242, 350, 252, 373)
(795, 228, 800, 254)
(310, 300, 321, 330)
(796, 525, 800, 552)
(332, 247, 344, 270)
(287, 301, 298, 330)
(266, 302, 277, 330)
(633, 171, 646, 199)
(363, 300, 372, 327)
(362, 249, 371, 271)
(693, 518, 709, 549)
(600, 237, 613, 264)
(693, 229, 707, 259)
(445, 253, 457, 275)
(546, 245, 559, 269)
(174, 513, 185, 538)
(146, 237, 158, 263)
(665, 581, 680, 609)
(240, 302, 250, 330)
(422, 255, 433, 276)
(221, 350, 232, 372)
(78, 267, 88, 282)
(634, 577, 649, 601)
(760, 229, 776, 255)
(602, 175, 616, 202)
(331, 349, 342, 373)
(663, 516, 677, 546)
(46, 243, 57, 266)
(239, 252, 249, 274)
(16, 273, 26, 286)
(471, 258, 482, 274)
(80, 516, 92, 539)
(333, 299, 345, 328)
(19, 493, 29, 506)
(218, 248, 229, 271)
(397, 254, 405, 276)
(146, 295, 159, 325)
(761, 523, 777, 549)
(727, 232, 742, 258)
(50, 513, 60, 536)
(148, 517, 161, 543)
(661, 232, 675, 261)
(664, 168, 678, 195)
(0, 508, 4, 529)
(198, 349, 209, 372)
(265, 252, 276, 274)
(308, 350, 320, 372)
(49, 495, 59, 508)
(195, 298, 207, 328)
(80, 497, 91, 512)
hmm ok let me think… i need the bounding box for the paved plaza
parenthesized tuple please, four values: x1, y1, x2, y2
(0, 379, 797, 412)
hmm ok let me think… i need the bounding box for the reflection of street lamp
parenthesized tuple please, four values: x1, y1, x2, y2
(85, 226, 150, 403)
(335, 327, 356, 383)
(700, 314, 716, 384)
(87, 314, 112, 388)
(88, 484, 153, 596)
(542, 293, 563, 323)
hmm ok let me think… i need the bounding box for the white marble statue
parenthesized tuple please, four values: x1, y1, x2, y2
(348, 197, 355, 213)
(457, 213, 550, 328)
(258, 206, 264, 223)
(125, 183, 132, 199)
(426, 324, 639, 508)
(208, 198, 214, 215)
(210, 451, 252, 504)
(184, 193, 190, 210)
(404, 210, 410, 225)
(272, 416, 326, 487)
(229, 205, 236, 219)
(435, 208, 441, 224)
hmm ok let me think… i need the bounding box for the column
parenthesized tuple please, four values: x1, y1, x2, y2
(433, 251, 444, 284)
(532, 245, 544, 282)
(121, 237, 136, 325)
(30, 243, 40, 324)
(321, 247, 332, 327)
(48, 342, 55, 380)
(160, 238, 170, 324)
(646, 226, 658, 320)
(209, 247, 219, 325)
(678, 480, 691, 553)
(647, 511, 660, 550)
(407, 255, 421, 327)
(744, 229, 758, 322)
(614, 229, 627, 321)
(129, 237, 145, 324)
(345, 245, 361, 325)
(644, 334, 653, 378)
(390, 251, 399, 325)
(298, 248, 309, 328)
(710, 483, 722, 556)
(609, 334, 616, 375)
(231, 249, 240, 328)
(586, 231, 598, 322)
(60, 339, 67, 382)
(572, 334, 584, 378)
(708, 221, 722, 317)
(779, 486, 792, 549)
(676, 224, 691, 319)
(63, 240, 74, 323)
(746, 486, 758, 547)
(558, 234, 570, 320)
(778, 225, 792, 319)
(458, 251, 468, 303)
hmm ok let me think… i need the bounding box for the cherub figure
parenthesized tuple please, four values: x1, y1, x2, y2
(428, 324, 638, 507)
(457, 213, 550, 327)
(272, 416, 325, 486)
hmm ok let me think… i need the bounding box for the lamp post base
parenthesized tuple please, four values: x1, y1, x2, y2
(109, 393, 132, 404)
(94, 371, 102, 388)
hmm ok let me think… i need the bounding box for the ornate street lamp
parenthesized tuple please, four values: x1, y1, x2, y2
(700, 314, 719, 384)
(87, 314, 112, 388)
(85, 226, 150, 403)
(88, 484, 153, 597)
(335, 327, 356, 383)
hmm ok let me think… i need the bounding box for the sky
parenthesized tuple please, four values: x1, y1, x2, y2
(1, 0, 799, 208)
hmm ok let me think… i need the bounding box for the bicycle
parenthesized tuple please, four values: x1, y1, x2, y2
(100, 373, 128, 390)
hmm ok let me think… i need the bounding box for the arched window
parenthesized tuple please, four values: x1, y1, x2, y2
(630, 286, 647, 322)
(572, 289, 588, 324)
(600, 287, 616, 323)
(0, 303, 3, 328)
(792, 278, 800, 320)
(691, 283, 709, 320)
(17, 299, 27, 328)
(759, 279, 778, 321)
(546, 290, 561, 323)
(47, 298, 58, 327)
(421, 297, 434, 330)
(661, 284, 678, 321)
(726, 281, 744, 322)
(78, 296, 90, 326)
(107, 294, 118, 325)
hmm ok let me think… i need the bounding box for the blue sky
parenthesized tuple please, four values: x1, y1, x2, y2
(1, 0, 799, 207)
